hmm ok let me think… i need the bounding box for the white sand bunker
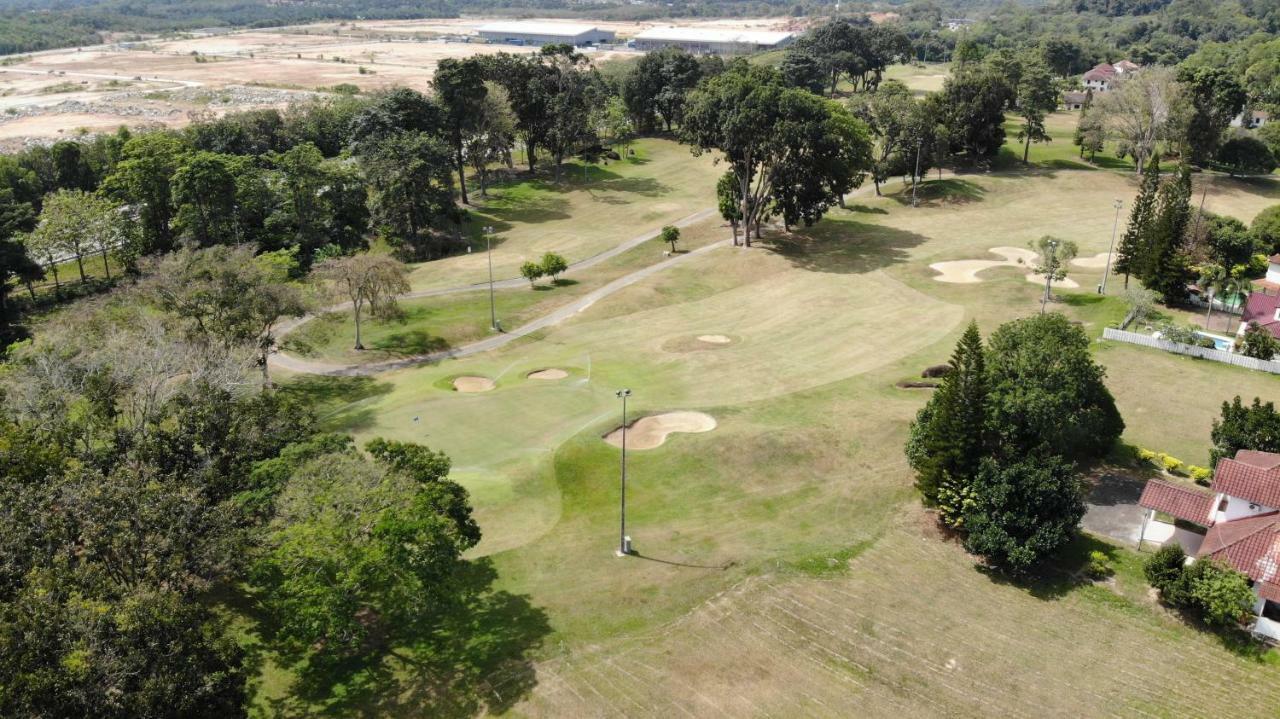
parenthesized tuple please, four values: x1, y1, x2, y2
(452, 376, 495, 392)
(697, 334, 733, 344)
(930, 246, 1038, 284)
(1071, 252, 1112, 268)
(527, 368, 568, 380)
(603, 411, 717, 450)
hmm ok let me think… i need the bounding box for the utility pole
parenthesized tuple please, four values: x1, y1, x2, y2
(616, 389, 632, 557)
(912, 139, 922, 208)
(484, 225, 498, 331)
(1100, 199, 1122, 294)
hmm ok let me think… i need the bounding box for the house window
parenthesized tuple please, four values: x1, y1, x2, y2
(1219, 497, 1230, 512)
(1264, 600, 1280, 622)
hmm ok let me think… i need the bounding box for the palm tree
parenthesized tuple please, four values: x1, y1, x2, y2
(1197, 263, 1227, 329)
(1220, 276, 1250, 332)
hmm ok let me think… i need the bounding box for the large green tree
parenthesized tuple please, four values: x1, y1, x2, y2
(681, 63, 871, 245)
(101, 132, 186, 256)
(1140, 164, 1193, 303)
(253, 438, 479, 660)
(1211, 396, 1280, 467)
(1113, 156, 1160, 287)
(984, 313, 1124, 460)
(435, 57, 488, 204)
(1015, 60, 1058, 163)
(963, 453, 1085, 575)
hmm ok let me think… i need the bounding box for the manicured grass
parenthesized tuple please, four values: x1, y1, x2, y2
(404, 137, 721, 292)
(266, 155, 1280, 715)
(278, 215, 733, 365)
(882, 61, 949, 96)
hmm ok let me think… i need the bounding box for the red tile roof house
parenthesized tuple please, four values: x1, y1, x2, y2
(1238, 255, 1280, 345)
(1138, 449, 1280, 640)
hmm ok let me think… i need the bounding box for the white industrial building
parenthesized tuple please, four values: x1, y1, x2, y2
(631, 27, 795, 55)
(475, 21, 616, 47)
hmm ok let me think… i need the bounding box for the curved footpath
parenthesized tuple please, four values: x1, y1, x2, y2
(269, 207, 722, 376)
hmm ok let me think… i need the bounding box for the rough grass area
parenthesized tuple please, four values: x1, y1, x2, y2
(268, 155, 1280, 715)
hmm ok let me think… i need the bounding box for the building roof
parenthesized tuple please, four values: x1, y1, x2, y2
(1212, 451, 1280, 509)
(632, 27, 795, 45)
(1139, 479, 1215, 525)
(1198, 511, 1280, 586)
(1113, 60, 1140, 72)
(1242, 292, 1280, 340)
(1238, 450, 1280, 471)
(1083, 63, 1117, 82)
(1063, 91, 1089, 104)
(476, 21, 605, 37)
(1270, 254, 1280, 264)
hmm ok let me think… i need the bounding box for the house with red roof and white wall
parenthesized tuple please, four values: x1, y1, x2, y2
(1138, 449, 1280, 640)
(1237, 255, 1280, 345)
(1082, 60, 1140, 93)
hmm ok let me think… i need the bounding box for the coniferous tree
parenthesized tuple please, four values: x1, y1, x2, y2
(1141, 163, 1193, 303)
(1113, 156, 1159, 288)
(908, 321, 987, 524)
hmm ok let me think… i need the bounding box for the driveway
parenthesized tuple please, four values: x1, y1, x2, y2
(1082, 470, 1148, 546)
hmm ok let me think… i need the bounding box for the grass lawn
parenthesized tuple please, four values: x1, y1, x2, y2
(403, 137, 721, 292)
(264, 152, 1280, 716)
(882, 61, 949, 96)
(279, 215, 733, 365)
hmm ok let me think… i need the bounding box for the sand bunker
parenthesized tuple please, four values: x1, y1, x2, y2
(930, 246, 1039, 284)
(603, 411, 717, 450)
(1071, 252, 1112, 269)
(452, 376, 495, 392)
(697, 334, 733, 344)
(527, 368, 568, 380)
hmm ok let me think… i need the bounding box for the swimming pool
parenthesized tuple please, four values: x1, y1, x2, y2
(1194, 331, 1234, 352)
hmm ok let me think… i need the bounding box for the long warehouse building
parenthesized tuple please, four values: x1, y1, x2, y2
(476, 21, 616, 47)
(632, 27, 795, 54)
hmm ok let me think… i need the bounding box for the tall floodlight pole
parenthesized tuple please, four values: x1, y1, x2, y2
(616, 388, 632, 557)
(484, 225, 497, 331)
(912, 139, 922, 208)
(1100, 199, 1123, 294)
(1042, 239, 1058, 314)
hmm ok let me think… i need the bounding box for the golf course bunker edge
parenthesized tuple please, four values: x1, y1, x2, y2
(527, 368, 569, 380)
(603, 411, 717, 450)
(452, 376, 496, 393)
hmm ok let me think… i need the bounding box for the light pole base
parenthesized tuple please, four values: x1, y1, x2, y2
(616, 536, 633, 557)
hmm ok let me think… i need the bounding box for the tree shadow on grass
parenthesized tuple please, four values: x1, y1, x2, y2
(766, 220, 927, 275)
(975, 533, 1122, 601)
(264, 559, 551, 718)
(842, 203, 888, 214)
(279, 375, 395, 433)
(371, 329, 450, 357)
(888, 178, 986, 207)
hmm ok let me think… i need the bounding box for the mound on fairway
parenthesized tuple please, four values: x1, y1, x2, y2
(603, 411, 717, 450)
(1071, 252, 1112, 268)
(527, 368, 568, 380)
(453, 376, 495, 393)
(697, 334, 733, 344)
(929, 246, 1037, 284)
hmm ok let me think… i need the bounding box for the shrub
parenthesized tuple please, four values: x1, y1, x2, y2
(1185, 559, 1255, 628)
(520, 261, 544, 288)
(1240, 322, 1280, 361)
(1158, 453, 1184, 475)
(1137, 448, 1157, 462)
(1188, 465, 1212, 484)
(1216, 134, 1278, 177)
(1144, 544, 1189, 603)
(541, 252, 568, 280)
(1087, 550, 1113, 579)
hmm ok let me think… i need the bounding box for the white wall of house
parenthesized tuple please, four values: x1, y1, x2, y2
(1214, 493, 1276, 524)
(1266, 260, 1280, 285)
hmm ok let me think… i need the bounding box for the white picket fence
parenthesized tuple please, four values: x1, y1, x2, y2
(1102, 327, 1280, 374)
